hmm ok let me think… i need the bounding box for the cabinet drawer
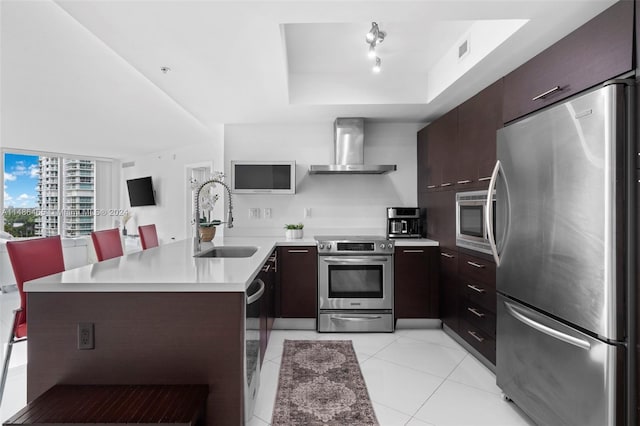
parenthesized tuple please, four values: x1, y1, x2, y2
(458, 253, 495, 286)
(439, 248, 458, 273)
(460, 298, 496, 337)
(459, 319, 496, 365)
(502, 1, 633, 123)
(460, 279, 496, 312)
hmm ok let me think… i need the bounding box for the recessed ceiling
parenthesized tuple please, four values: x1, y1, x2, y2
(0, 0, 618, 159)
(284, 20, 474, 104)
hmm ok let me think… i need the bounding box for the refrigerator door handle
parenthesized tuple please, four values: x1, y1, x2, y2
(504, 300, 591, 350)
(486, 160, 503, 266)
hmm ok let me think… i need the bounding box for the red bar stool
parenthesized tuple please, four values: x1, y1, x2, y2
(91, 228, 124, 261)
(1, 236, 65, 403)
(138, 224, 159, 250)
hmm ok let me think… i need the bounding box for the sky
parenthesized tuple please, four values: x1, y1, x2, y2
(4, 153, 40, 208)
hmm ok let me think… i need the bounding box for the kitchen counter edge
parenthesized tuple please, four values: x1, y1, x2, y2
(24, 236, 438, 293)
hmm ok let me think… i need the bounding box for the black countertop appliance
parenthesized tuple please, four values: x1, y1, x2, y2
(387, 207, 421, 238)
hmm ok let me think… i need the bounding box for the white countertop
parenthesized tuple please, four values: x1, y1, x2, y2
(24, 235, 438, 293)
(393, 238, 439, 247)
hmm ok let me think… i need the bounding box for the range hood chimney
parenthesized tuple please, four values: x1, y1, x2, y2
(309, 118, 397, 174)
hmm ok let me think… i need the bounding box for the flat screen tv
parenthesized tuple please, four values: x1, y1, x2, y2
(126, 176, 156, 207)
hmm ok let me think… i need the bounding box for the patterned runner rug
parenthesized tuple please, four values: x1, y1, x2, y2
(271, 340, 379, 426)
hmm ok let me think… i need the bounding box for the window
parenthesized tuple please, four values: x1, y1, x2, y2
(3, 152, 105, 238)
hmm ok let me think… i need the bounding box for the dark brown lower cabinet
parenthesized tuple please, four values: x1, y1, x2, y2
(458, 317, 496, 364)
(278, 246, 318, 318)
(438, 246, 497, 364)
(456, 251, 497, 364)
(439, 247, 459, 333)
(394, 246, 438, 319)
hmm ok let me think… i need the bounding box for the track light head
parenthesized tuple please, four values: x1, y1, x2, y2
(373, 57, 381, 73)
(368, 44, 376, 59)
(365, 22, 378, 43)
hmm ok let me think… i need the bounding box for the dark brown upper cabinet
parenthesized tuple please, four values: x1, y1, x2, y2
(417, 127, 428, 191)
(458, 79, 503, 188)
(503, 0, 634, 124)
(421, 108, 459, 191)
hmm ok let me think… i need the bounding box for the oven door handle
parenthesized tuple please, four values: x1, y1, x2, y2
(331, 315, 383, 322)
(322, 257, 389, 263)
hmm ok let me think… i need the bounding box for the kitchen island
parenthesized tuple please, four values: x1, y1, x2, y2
(23, 235, 438, 425)
(23, 236, 311, 426)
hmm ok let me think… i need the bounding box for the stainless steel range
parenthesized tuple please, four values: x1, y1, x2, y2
(316, 235, 394, 332)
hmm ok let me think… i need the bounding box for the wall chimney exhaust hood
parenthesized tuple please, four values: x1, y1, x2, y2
(309, 118, 397, 174)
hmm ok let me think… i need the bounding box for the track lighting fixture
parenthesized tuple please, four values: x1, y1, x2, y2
(366, 23, 377, 43)
(366, 22, 386, 73)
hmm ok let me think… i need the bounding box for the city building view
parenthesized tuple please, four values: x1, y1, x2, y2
(4, 153, 96, 237)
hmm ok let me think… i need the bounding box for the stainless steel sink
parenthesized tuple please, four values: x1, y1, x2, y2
(194, 246, 258, 258)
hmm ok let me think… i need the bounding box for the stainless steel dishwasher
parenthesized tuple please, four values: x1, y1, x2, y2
(244, 278, 264, 421)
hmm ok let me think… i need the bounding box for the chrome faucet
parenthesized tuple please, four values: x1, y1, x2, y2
(194, 179, 234, 254)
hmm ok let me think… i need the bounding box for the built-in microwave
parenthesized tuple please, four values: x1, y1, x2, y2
(456, 190, 495, 255)
(231, 161, 296, 194)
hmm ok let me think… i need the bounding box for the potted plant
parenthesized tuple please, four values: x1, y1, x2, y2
(199, 217, 222, 242)
(284, 223, 304, 239)
(191, 175, 221, 242)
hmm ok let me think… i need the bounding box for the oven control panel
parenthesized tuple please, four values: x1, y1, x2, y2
(316, 238, 394, 255)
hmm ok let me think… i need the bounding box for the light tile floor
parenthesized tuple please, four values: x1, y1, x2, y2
(0, 288, 534, 425)
(250, 329, 535, 426)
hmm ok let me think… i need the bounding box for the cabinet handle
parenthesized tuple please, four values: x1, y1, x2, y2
(457, 180, 472, 184)
(468, 330, 485, 342)
(532, 86, 561, 101)
(467, 284, 486, 293)
(440, 182, 452, 187)
(427, 185, 437, 189)
(478, 176, 492, 182)
(288, 249, 309, 253)
(467, 261, 485, 268)
(467, 307, 485, 318)
(440, 252, 455, 258)
(247, 279, 265, 305)
(403, 249, 425, 253)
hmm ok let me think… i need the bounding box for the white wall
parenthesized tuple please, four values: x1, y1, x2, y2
(224, 121, 420, 237)
(119, 125, 224, 243)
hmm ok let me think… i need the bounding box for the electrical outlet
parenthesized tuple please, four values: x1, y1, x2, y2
(248, 208, 261, 219)
(263, 208, 272, 219)
(78, 322, 94, 350)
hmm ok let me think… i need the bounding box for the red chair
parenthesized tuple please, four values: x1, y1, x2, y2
(1, 236, 65, 402)
(91, 228, 124, 261)
(138, 224, 159, 250)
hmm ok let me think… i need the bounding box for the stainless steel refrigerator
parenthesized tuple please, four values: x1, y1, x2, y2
(487, 81, 636, 425)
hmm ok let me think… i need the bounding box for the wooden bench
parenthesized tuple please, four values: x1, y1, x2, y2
(3, 384, 209, 425)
